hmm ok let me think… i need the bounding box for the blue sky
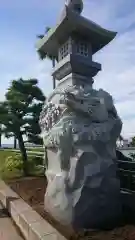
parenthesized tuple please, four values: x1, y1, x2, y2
(1, 0, 135, 143)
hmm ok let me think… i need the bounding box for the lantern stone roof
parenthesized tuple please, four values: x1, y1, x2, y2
(36, 9, 117, 59)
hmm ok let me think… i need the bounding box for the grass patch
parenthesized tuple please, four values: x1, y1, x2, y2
(26, 147, 44, 152)
(0, 150, 44, 180)
(26, 151, 44, 156)
(0, 150, 21, 179)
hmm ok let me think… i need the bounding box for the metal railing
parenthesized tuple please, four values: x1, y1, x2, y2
(117, 159, 135, 193)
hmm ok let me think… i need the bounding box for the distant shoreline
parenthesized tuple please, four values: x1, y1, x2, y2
(117, 147, 135, 151)
(0, 144, 42, 149)
(1, 144, 135, 151)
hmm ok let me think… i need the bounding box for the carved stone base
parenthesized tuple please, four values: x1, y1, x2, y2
(40, 85, 122, 230)
(44, 148, 122, 229)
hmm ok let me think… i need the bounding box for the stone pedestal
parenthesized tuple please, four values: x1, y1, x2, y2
(40, 85, 122, 229)
(45, 147, 122, 229)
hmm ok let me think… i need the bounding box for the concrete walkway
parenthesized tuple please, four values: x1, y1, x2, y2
(0, 203, 23, 240)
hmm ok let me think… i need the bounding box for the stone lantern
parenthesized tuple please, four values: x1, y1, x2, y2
(36, 0, 116, 89)
(36, 0, 122, 230)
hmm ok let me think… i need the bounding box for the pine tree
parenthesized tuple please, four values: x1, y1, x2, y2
(0, 78, 45, 175)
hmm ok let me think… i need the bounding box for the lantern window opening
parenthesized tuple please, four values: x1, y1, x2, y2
(76, 41, 89, 57)
(59, 41, 69, 60)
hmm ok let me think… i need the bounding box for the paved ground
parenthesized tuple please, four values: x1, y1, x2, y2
(0, 203, 23, 240)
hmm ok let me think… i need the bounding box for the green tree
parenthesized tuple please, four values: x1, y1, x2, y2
(0, 78, 45, 175)
(131, 137, 135, 147)
(14, 136, 17, 149)
(37, 27, 57, 89)
(25, 102, 44, 145)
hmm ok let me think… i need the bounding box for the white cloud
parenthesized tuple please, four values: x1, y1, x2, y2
(92, 31, 135, 139)
(84, 0, 135, 30)
(84, 0, 135, 138)
(116, 99, 134, 119)
(122, 119, 135, 138)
